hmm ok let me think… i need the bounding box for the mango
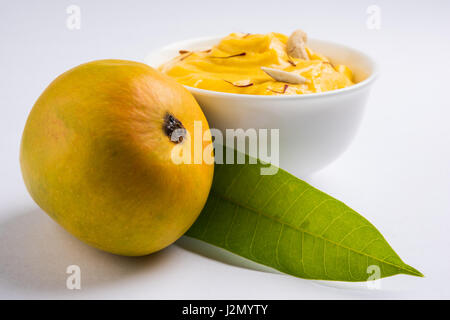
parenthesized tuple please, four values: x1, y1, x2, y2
(20, 60, 214, 256)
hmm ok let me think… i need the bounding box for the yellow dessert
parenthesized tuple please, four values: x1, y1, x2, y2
(159, 30, 354, 95)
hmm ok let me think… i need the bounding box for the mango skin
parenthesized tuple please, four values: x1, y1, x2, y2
(20, 60, 214, 256)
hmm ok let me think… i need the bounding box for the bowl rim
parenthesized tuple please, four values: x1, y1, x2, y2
(148, 35, 379, 100)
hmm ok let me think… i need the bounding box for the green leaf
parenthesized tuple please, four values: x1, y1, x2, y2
(186, 150, 423, 282)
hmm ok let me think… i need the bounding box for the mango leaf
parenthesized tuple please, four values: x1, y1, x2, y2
(186, 150, 422, 282)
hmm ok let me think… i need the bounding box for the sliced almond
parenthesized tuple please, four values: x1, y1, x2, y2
(268, 84, 289, 94)
(261, 67, 307, 84)
(322, 60, 335, 68)
(224, 79, 253, 87)
(210, 52, 246, 59)
(179, 51, 193, 61)
(286, 29, 309, 60)
(287, 57, 297, 66)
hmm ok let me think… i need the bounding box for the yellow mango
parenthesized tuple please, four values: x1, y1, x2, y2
(20, 60, 214, 256)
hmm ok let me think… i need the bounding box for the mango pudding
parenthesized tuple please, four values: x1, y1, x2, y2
(159, 30, 355, 95)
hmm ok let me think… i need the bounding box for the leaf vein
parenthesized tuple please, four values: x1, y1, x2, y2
(211, 191, 415, 275)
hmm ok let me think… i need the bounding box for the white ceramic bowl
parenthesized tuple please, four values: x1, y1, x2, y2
(145, 36, 378, 176)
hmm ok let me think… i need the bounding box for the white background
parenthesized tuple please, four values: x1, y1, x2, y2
(1, 0, 449, 299)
